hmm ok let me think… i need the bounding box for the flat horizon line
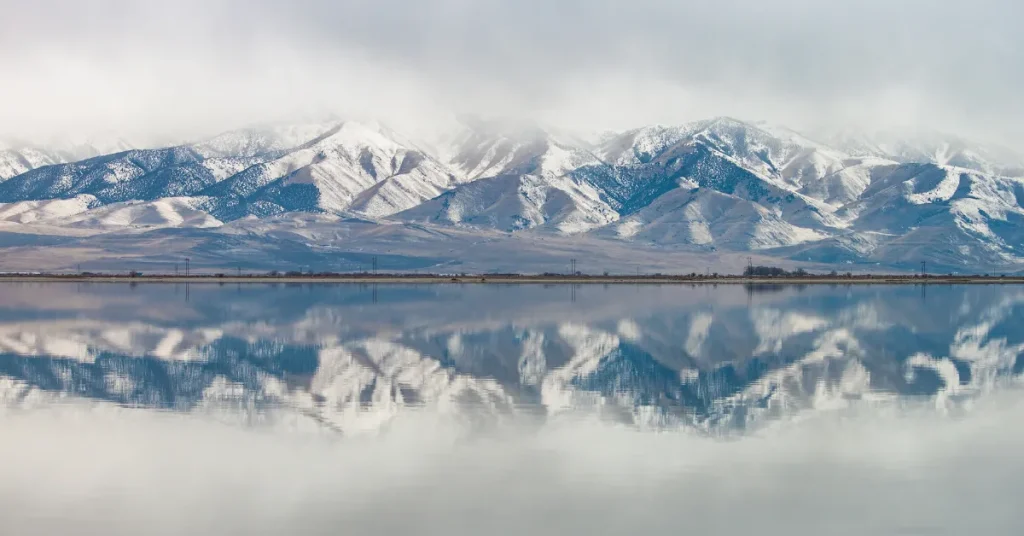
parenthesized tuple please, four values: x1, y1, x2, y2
(1, 274, 1022, 285)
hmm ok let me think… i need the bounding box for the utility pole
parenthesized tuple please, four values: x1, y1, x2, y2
(921, 260, 927, 278)
(372, 256, 378, 276)
(747, 256, 753, 276)
(237, 265, 241, 278)
(185, 257, 190, 278)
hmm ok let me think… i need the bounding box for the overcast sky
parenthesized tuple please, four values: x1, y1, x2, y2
(1, 0, 1021, 145)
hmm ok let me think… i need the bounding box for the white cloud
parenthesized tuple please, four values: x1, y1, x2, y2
(1, 0, 1022, 145)
(3, 393, 1024, 534)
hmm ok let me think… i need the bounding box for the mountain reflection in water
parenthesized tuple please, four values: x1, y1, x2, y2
(0, 282, 1021, 433)
(2, 282, 1024, 535)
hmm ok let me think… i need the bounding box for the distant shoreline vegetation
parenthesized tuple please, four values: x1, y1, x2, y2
(0, 267, 1020, 285)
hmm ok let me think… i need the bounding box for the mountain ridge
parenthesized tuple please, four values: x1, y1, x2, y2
(0, 116, 1022, 272)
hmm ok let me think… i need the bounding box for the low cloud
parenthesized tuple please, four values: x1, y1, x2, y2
(2, 393, 1024, 535)
(1, 0, 1021, 145)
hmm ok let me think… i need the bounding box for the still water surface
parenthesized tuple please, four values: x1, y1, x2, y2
(1, 282, 1022, 534)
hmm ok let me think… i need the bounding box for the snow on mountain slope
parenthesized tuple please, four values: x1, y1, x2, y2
(590, 120, 849, 224)
(201, 121, 461, 221)
(0, 195, 97, 224)
(193, 122, 340, 159)
(0, 195, 220, 231)
(950, 174, 1024, 251)
(402, 118, 620, 233)
(838, 164, 1024, 246)
(0, 121, 458, 222)
(586, 119, 1022, 263)
(684, 118, 849, 190)
(586, 129, 847, 241)
(598, 124, 698, 166)
(442, 117, 592, 179)
(765, 164, 1024, 268)
(51, 197, 222, 230)
(0, 146, 231, 205)
(0, 123, 353, 209)
(835, 164, 956, 232)
(445, 120, 551, 180)
(396, 172, 618, 234)
(0, 137, 137, 181)
(598, 187, 827, 250)
(796, 158, 895, 207)
(815, 127, 1024, 177)
(0, 144, 66, 181)
(599, 118, 876, 194)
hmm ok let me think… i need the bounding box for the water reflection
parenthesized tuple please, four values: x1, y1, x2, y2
(1, 283, 1021, 434)
(3, 283, 1024, 535)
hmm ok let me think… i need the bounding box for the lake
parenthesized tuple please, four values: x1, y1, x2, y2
(1, 282, 1022, 535)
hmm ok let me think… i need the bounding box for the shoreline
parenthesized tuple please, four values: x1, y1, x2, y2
(1, 275, 1022, 285)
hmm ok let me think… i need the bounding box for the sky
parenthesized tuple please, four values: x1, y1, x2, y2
(1, 0, 1022, 146)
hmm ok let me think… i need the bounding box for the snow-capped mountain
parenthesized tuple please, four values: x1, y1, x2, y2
(398, 118, 618, 233)
(0, 137, 136, 181)
(0, 146, 238, 204)
(813, 126, 1024, 177)
(0, 143, 67, 181)
(0, 116, 1022, 272)
(0, 121, 465, 224)
(199, 121, 462, 221)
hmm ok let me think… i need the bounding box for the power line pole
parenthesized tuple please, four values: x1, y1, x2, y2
(185, 257, 190, 278)
(921, 260, 927, 278)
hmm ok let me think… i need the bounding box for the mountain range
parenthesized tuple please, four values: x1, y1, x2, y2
(1, 117, 1022, 273)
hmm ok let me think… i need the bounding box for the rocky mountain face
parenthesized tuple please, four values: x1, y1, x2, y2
(0, 117, 1022, 271)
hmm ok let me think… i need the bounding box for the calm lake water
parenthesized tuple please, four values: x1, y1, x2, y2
(1, 282, 1023, 535)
